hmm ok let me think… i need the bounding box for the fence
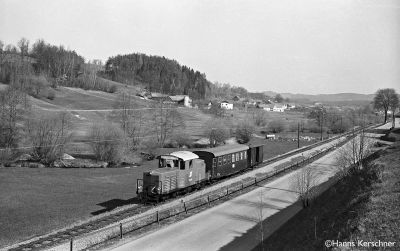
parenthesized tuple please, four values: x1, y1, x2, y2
(48, 139, 344, 251)
(36, 124, 378, 250)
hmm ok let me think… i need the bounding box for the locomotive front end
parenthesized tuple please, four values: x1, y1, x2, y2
(137, 171, 163, 200)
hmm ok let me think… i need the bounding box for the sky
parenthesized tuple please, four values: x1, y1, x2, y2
(1, 0, 399, 94)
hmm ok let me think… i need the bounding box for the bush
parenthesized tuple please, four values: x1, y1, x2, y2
(89, 123, 124, 164)
(0, 147, 13, 166)
(236, 122, 255, 143)
(28, 75, 50, 98)
(47, 89, 56, 100)
(175, 133, 193, 148)
(205, 119, 230, 146)
(108, 84, 118, 93)
(253, 110, 268, 127)
(268, 119, 286, 133)
(25, 113, 71, 164)
(141, 138, 159, 160)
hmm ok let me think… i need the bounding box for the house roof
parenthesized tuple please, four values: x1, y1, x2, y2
(258, 104, 274, 108)
(193, 144, 249, 157)
(221, 101, 231, 104)
(165, 151, 199, 161)
(274, 104, 286, 108)
(169, 95, 189, 102)
(150, 92, 169, 98)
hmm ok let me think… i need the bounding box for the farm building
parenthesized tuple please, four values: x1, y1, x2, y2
(169, 95, 192, 107)
(272, 104, 287, 112)
(220, 101, 233, 110)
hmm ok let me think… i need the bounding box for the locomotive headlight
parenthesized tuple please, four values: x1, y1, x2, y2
(151, 186, 162, 194)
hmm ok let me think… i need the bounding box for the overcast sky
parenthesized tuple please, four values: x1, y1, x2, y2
(1, 0, 399, 94)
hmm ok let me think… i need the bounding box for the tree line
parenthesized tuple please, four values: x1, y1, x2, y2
(101, 53, 211, 99)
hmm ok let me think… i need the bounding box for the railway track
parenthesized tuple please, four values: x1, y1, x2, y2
(5, 125, 377, 251)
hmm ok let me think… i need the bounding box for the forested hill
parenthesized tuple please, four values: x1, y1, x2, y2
(101, 53, 211, 99)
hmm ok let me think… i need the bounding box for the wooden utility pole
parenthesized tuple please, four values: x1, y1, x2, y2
(297, 122, 300, 148)
(320, 110, 323, 141)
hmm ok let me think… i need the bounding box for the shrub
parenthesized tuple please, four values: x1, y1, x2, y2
(236, 122, 255, 143)
(47, 89, 55, 100)
(108, 84, 118, 93)
(205, 119, 230, 146)
(175, 133, 193, 148)
(253, 110, 268, 127)
(25, 113, 71, 164)
(0, 147, 13, 166)
(28, 75, 49, 98)
(89, 122, 124, 164)
(141, 138, 159, 160)
(268, 119, 286, 133)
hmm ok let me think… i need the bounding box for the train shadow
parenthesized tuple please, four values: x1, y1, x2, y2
(91, 197, 141, 215)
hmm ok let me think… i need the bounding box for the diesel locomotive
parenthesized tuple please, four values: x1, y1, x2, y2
(136, 143, 264, 201)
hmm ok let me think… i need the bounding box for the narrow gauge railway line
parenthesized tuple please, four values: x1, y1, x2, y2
(6, 125, 376, 251)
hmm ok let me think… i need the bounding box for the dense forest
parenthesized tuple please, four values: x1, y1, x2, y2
(1, 38, 263, 100)
(101, 54, 211, 99)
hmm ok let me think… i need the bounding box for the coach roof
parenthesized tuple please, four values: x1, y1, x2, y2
(194, 144, 249, 157)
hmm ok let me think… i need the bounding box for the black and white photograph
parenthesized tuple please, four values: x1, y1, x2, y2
(0, 0, 399, 250)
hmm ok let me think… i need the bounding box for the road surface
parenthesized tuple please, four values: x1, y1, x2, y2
(109, 138, 359, 251)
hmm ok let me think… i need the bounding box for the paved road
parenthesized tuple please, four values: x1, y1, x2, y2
(110, 139, 356, 251)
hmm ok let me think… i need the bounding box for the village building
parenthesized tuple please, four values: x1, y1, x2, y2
(272, 103, 287, 112)
(169, 95, 192, 107)
(220, 101, 233, 110)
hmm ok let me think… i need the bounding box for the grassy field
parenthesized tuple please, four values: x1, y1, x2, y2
(0, 84, 317, 247)
(0, 164, 155, 247)
(0, 138, 315, 247)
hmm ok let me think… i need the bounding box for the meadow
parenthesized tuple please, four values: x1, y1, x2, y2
(0, 83, 318, 247)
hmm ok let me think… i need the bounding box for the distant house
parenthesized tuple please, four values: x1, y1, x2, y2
(150, 92, 173, 103)
(169, 95, 192, 107)
(272, 104, 287, 112)
(220, 101, 233, 110)
(232, 95, 241, 102)
(257, 103, 274, 111)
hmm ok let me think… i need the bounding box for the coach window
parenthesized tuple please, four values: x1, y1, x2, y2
(232, 154, 235, 163)
(218, 157, 222, 166)
(244, 151, 247, 159)
(227, 155, 231, 164)
(236, 153, 239, 161)
(223, 155, 227, 165)
(212, 158, 217, 168)
(240, 152, 243, 160)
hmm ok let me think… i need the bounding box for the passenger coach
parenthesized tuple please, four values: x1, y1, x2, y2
(193, 144, 250, 179)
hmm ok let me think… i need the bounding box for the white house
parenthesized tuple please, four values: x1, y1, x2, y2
(272, 104, 287, 112)
(220, 101, 233, 110)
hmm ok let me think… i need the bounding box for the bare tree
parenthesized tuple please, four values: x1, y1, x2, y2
(252, 110, 268, 127)
(373, 88, 399, 124)
(89, 122, 124, 163)
(0, 86, 25, 149)
(236, 121, 255, 143)
(205, 118, 230, 147)
(335, 129, 373, 175)
(17, 38, 30, 58)
(257, 190, 265, 251)
(25, 112, 71, 164)
(114, 92, 147, 150)
(290, 166, 317, 208)
(152, 101, 183, 147)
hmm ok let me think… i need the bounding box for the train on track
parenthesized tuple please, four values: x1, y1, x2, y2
(136, 143, 264, 202)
